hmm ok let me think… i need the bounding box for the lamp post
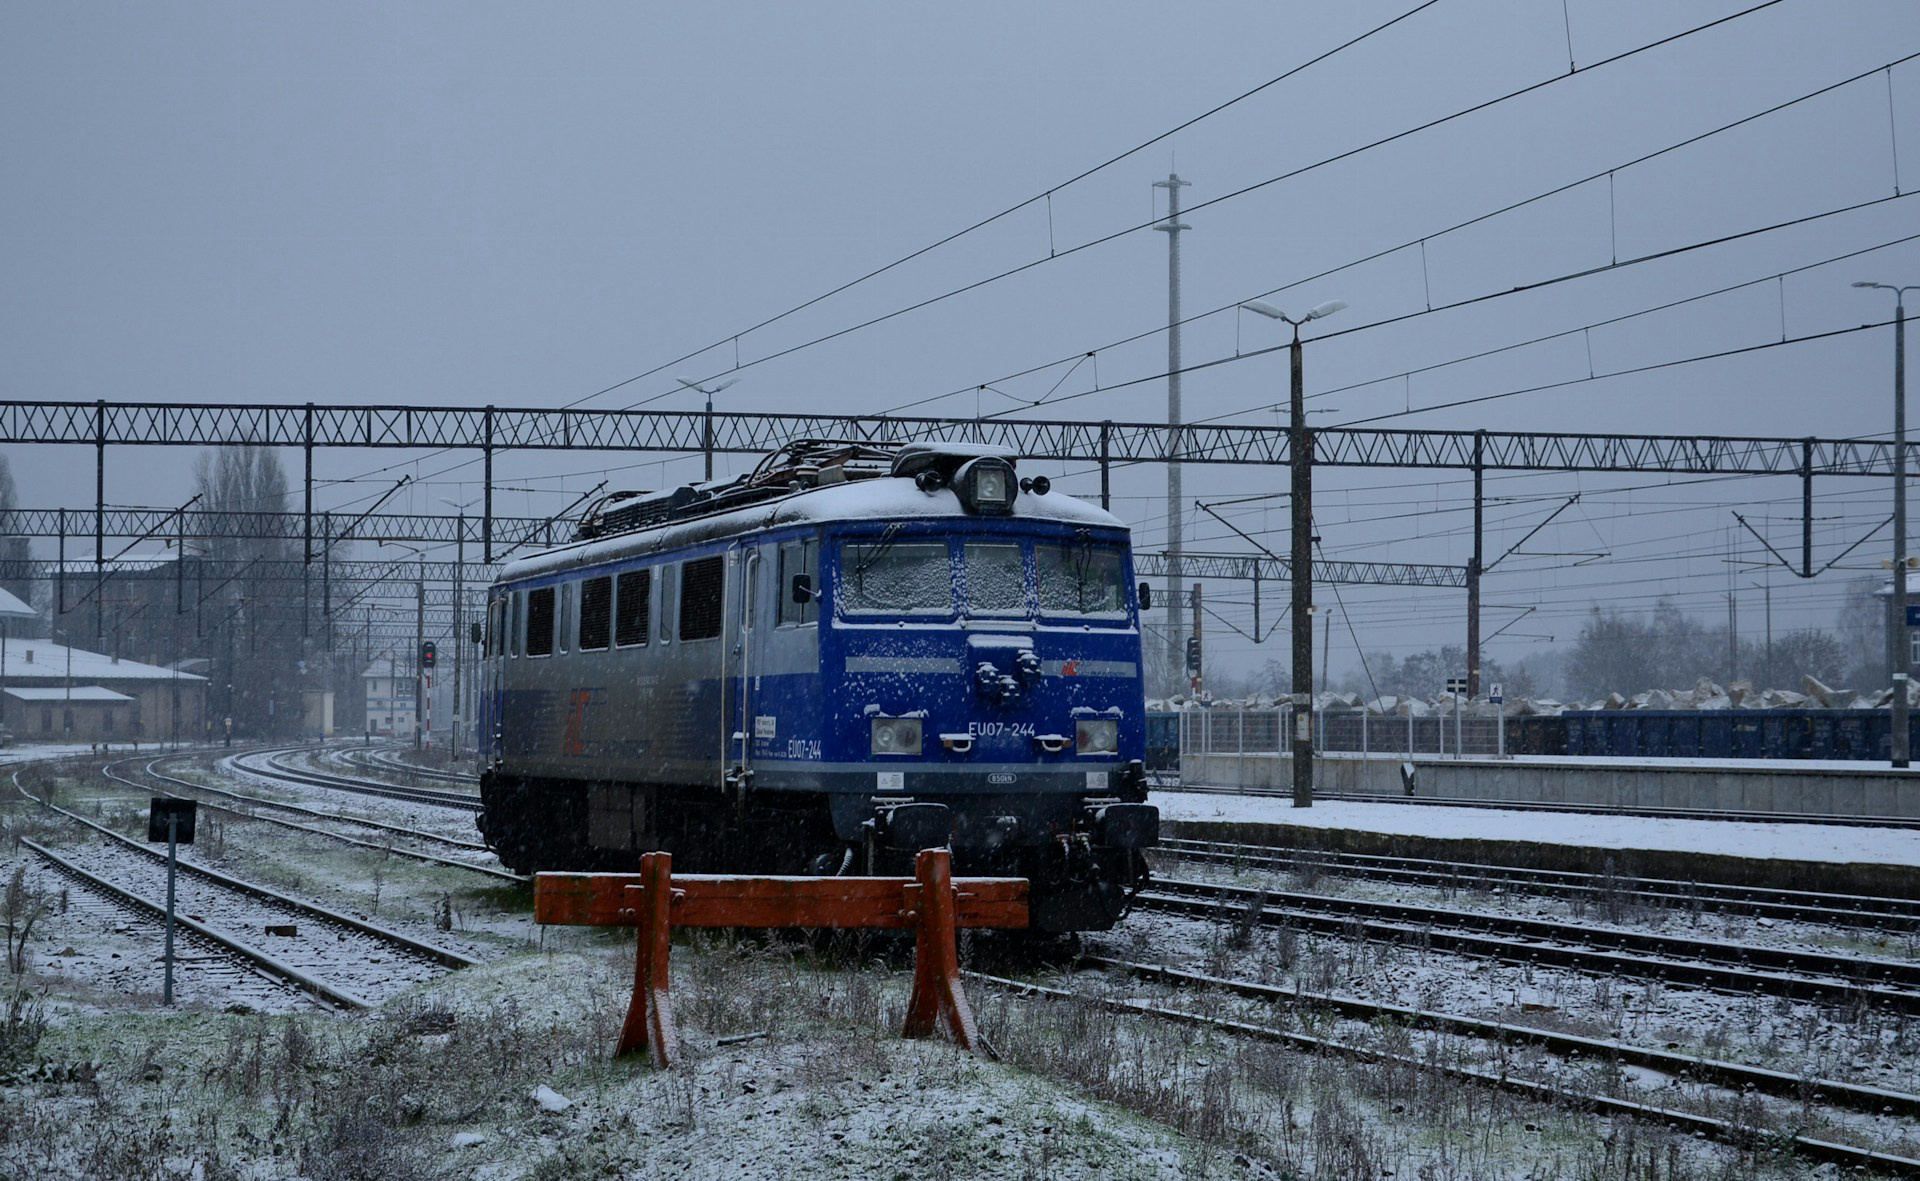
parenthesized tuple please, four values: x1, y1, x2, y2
(1856, 280, 1916, 767)
(439, 498, 471, 761)
(1241, 298, 1347, 807)
(675, 375, 740, 482)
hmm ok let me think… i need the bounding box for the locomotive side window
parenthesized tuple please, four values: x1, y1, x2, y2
(657, 566, 676, 644)
(579, 576, 612, 650)
(615, 569, 650, 647)
(557, 584, 571, 654)
(526, 587, 556, 656)
(487, 599, 504, 656)
(777, 539, 818, 626)
(509, 592, 522, 657)
(840, 540, 952, 616)
(963, 542, 1026, 615)
(1036, 542, 1128, 618)
(679, 556, 725, 641)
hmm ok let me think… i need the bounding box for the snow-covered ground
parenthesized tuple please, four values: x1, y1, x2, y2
(7, 755, 1917, 1176)
(1154, 789, 1920, 867)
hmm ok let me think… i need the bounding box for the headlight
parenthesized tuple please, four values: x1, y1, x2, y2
(870, 716, 923, 755)
(1075, 719, 1118, 755)
(954, 456, 1018, 516)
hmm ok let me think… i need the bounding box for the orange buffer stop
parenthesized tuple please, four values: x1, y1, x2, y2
(535, 848, 1029, 1068)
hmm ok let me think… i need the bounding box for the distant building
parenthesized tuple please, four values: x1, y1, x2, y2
(0, 639, 208, 743)
(362, 654, 417, 739)
(1875, 578, 1920, 673)
(303, 690, 336, 739)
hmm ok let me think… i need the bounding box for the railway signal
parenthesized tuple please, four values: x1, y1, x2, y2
(421, 641, 436, 669)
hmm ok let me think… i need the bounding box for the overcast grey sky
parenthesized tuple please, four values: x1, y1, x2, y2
(3, 1, 1917, 682)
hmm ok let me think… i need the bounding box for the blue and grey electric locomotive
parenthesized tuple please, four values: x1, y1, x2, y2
(476, 439, 1158, 931)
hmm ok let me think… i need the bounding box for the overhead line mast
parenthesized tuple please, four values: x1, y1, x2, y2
(1155, 173, 1191, 692)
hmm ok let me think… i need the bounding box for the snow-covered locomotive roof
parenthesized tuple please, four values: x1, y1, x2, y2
(499, 470, 1126, 584)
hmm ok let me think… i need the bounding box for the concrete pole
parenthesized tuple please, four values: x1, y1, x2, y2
(1290, 329, 1314, 808)
(1467, 433, 1483, 697)
(1895, 293, 1909, 767)
(452, 515, 463, 759)
(415, 569, 425, 751)
(1154, 174, 1190, 689)
(1856, 281, 1912, 767)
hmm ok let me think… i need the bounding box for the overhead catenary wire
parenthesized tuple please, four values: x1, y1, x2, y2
(281, 2, 1446, 512)
(303, 0, 1801, 519)
(313, 184, 1920, 535)
(975, 190, 1916, 431)
(879, 3, 1872, 421)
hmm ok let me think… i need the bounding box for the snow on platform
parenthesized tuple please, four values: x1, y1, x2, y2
(1152, 790, 1920, 868)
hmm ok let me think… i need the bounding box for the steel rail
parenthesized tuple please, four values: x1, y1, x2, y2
(13, 770, 482, 971)
(1153, 836, 1920, 928)
(22, 837, 367, 1010)
(1140, 877, 1920, 1012)
(1082, 955, 1920, 1118)
(967, 970, 1920, 1175)
(228, 750, 482, 812)
(117, 759, 522, 884)
(339, 746, 480, 786)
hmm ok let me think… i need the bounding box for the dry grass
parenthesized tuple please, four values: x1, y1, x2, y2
(0, 898, 1881, 1181)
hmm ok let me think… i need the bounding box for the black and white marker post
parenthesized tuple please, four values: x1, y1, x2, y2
(1490, 682, 1505, 758)
(1446, 677, 1468, 760)
(146, 798, 198, 1005)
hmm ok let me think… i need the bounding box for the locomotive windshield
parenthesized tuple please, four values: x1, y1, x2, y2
(1036, 541, 1127, 617)
(836, 532, 1131, 622)
(841, 540, 952, 615)
(963, 542, 1025, 615)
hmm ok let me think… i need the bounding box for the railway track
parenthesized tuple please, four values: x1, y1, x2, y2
(228, 749, 482, 812)
(1153, 836, 1920, 930)
(108, 758, 523, 884)
(1137, 875, 1920, 1013)
(971, 963, 1920, 1175)
(337, 744, 480, 786)
(14, 773, 484, 1009)
(1155, 781, 1920, 830)
(14, 844, 331, 1013)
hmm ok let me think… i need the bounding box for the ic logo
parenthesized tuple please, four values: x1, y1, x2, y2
(987, 772, 1018, 785)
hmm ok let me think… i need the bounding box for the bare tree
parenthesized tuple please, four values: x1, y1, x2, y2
(1568, 600, 1720, 699)
(193, 446, 301, 739)
(1741, 628, 1850, 693)
(1837, 574, 1887, 690)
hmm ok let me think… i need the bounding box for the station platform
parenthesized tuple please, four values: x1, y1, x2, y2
(1152, 787, 1920, 899)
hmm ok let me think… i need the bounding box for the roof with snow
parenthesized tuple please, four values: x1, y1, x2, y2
(4, 686, 133, 702)
(0, 640, 206, 683)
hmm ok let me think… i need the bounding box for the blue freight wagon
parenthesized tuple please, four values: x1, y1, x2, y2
(1557, 709, 1914, 761)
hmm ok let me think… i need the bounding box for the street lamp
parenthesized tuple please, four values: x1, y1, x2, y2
(675, 375, 740, 482)
(1855, 280, 1916, 768)
(1240, 298, 1348, 807)
(438, 498, 471, 762)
